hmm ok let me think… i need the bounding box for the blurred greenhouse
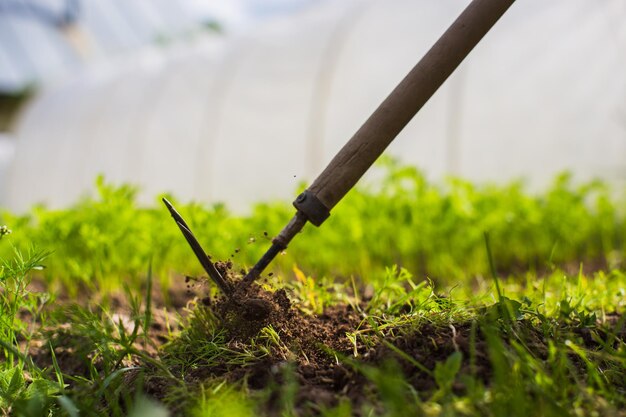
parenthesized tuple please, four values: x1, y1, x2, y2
(1, 0, 625, 211)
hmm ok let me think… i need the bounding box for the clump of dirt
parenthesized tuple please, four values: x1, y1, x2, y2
(216, 292, 367, 413)
(207, 261, 364, 357)
(216, 284, 291, 340)
(214, 279, 364, 360)
(171, 262, 370, 412)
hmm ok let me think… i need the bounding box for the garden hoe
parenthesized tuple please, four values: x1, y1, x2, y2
(164, 0, 516, 305)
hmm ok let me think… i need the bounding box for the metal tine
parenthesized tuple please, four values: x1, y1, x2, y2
(162, 198, 233, 296)
(176, 221, 234, 295)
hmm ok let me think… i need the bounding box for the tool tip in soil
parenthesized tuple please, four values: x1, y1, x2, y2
(162, 197, 234, 296)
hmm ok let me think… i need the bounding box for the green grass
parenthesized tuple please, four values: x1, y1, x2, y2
(0, 161, 625, 416)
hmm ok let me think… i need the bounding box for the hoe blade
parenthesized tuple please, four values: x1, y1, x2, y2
(162, 198, 233, 296)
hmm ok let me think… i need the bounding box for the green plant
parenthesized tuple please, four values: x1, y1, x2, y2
(3, 160, 624, 296)
(0, 161, 625, 416)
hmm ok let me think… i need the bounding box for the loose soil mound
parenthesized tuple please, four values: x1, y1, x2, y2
(171, 274, 625, 416)
(171, 274, 487, 414)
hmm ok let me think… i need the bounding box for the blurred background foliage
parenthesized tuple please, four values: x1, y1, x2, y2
(1, 159, 623, 295)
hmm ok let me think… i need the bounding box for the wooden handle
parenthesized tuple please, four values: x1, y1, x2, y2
(307, 0, 515, 211)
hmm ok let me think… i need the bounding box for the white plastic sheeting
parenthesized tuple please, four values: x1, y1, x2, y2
(0, 134, 15, 199)
(0, 0, 201, 93)
(4, 0, 626, 211)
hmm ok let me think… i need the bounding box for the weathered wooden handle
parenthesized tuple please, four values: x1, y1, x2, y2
(305, 0, 515, 214)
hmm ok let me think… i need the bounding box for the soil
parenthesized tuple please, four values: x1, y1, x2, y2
(182, 292, 368, 414)
(164, 269, 625, 415)
(175, 285, 493, 415)
(20, 263, 625, 416)
(161, 265, 480, 414)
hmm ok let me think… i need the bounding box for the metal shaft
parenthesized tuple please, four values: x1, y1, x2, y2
(242, 211, 307, 285)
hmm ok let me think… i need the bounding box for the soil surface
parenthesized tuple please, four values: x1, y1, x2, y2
(22, 264, 625, 416)
(160, 266, 482, 414)
(187, 290, 370, 413)
(182, 288, 493, 415)
(166, 269, 625, 415)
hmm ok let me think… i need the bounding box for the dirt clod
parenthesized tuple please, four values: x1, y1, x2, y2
(241, 298, 273, 321)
